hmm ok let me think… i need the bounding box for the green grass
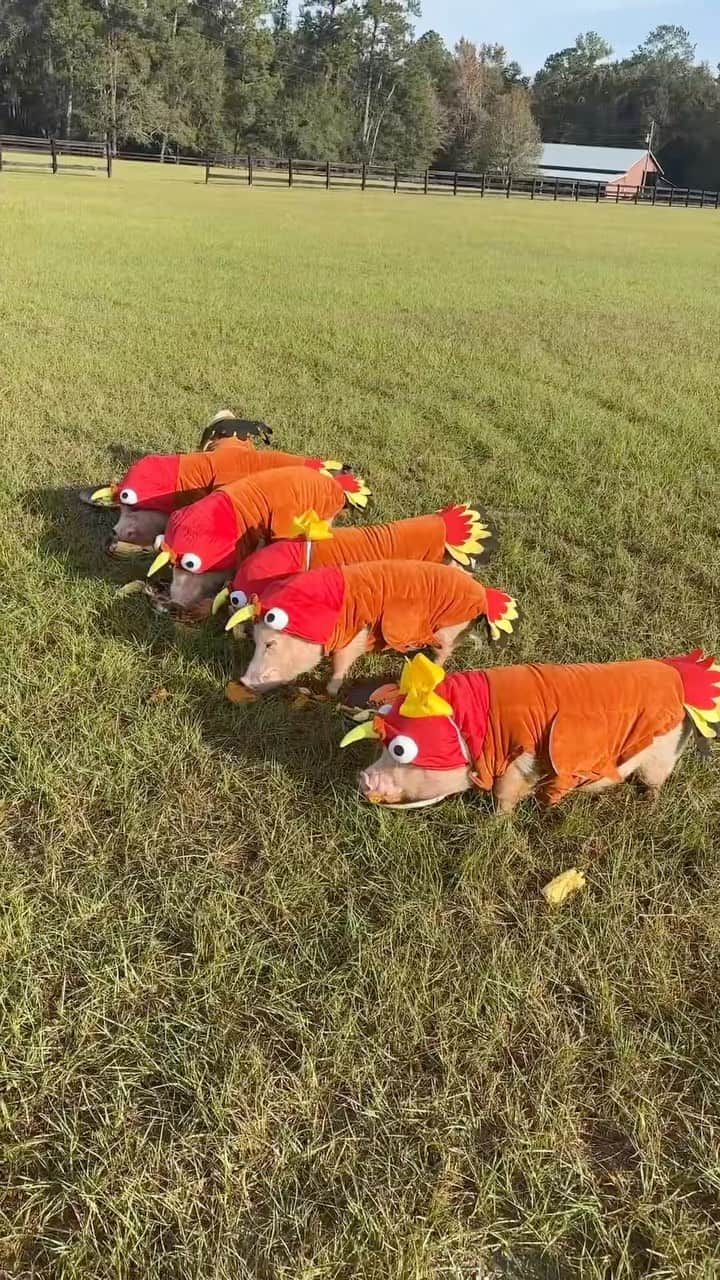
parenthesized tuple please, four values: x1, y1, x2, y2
(2, 162, 720, 1280)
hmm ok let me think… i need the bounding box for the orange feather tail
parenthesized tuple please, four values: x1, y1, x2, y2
(439, 503, 495, 566)
(662, 650, 720, 739)
(483, 587, 520, 643)
(330, 469, 371, 509)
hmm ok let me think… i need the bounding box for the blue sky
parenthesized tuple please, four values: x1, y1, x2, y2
(417, 0, 720, 75)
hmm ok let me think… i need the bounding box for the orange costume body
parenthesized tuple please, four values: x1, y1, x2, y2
(364, 652, 720, 805)
(227, 504, 494, 604)
(158, 467, 361, 574)
(476, 659, 690, 803)
(107, 437, 348, 515)
(255, 561, 518, 652)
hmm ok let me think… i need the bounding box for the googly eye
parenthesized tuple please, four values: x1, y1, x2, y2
(153, 534, 165, 551)
(377, 703, 393, 716)
(180, 552, 203, 573)
(387, 734, 419, 764)
(119, 487, 138, 505)
(265, 607, 289, 631)
(230, 589, 248, 609)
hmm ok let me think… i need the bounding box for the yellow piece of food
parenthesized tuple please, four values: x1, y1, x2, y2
(542, 868, 586, 906)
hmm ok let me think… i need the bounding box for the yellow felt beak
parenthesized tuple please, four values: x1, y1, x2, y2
(225, 603, 257, 631)
(212, 587, 230, 615)
(147, 549, 171, 578)
(90, 486, 117, 506)
(340, 720, 380, 748)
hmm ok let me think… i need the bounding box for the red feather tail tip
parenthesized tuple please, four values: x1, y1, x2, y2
(440, 503, 494, 565)
(662, 649, 720, 738)
(485, 588, 519, 642)
(334, 471, 371, 509)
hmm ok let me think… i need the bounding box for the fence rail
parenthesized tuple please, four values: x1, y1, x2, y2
(204, 153, 720, 209)
(0, 134, 111, 176)
(2, 134, 719, 209)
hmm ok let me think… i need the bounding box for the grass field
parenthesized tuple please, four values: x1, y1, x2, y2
(2, 162, 720, 1280)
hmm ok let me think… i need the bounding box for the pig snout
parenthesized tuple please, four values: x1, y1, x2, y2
(358, 756, 473, 806)
(241, 624, 323, 692)
(113, 508, 167, 548)
(169, 568, 227, 609)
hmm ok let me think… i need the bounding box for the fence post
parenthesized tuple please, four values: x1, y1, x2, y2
(669, 187, 674, 207)
(288, 157, 293, 186)
(480, 172, 485, 198)
(715, 188, 719, 210)
(106, 136, 112, 178)
(453, 170, 458, 196)
(700, 189, 705, 209)
(530, 177, 536, 200)
(596, 181, 601, 203)
(652, 183, 657, 206)
(0, 138, 3, 172)
(393, 164, 398, 193)
(615, 183, 620, 204)
(685, 187, 690, 207)
(326, 159, 331, 190)
(248, 154, 253, 186)
(506, 173, 512, 199)
(424, 168, 428, 195)
(205, 160, 210, 184)
(574, 180, 579, 202)
(361, 161, 366, 191)
(50, 137, 58, 174)
(553, 178, 558, 201)
(634, 184, 639, 205)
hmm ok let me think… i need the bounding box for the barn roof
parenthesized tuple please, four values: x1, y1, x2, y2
(537, 143, 663, 181)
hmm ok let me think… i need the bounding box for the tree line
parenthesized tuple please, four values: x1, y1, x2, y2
(1, 3, 718, 186)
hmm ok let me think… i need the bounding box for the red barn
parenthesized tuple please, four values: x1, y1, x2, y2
(537, 143, 664, 196)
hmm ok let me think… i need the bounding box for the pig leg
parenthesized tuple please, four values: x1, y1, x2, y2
(492, 753, 539, 815)
(326, 629, 370, 695)
(627, 722, 687, 800)
(432, 622, 472, 667)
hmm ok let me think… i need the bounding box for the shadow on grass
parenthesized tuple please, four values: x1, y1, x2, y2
(23, 484, 119, 584)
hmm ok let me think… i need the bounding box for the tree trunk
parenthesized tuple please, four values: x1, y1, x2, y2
(65, 78, 73, 139)
(369, 82, 395, 164)
(160, 133, 168, 162)
(361, 17, 379, 150)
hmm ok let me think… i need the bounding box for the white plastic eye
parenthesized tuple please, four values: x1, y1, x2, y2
(153, 534, 165, 551)
(265, 607, 289, 631)
(377, 703, 393, 716)
(230, 589, 248, 609)
(387, 735, 419, 763)
(180, 552, 203, 573)
(119, 487, 138, 505)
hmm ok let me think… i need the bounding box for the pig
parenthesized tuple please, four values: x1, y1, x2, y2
(91, 410, 356, 553)
(147, 466, 369, 611)
(340, 651, 719, 811)
(238, 561, 518, 695)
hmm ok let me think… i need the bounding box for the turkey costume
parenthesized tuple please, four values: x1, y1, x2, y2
(147, 466, 370, 577)
(232, 560, 518, 649)
(91, 435, 358, 517)
(341, 650, 720, 807)
(218, 504, 495, 621)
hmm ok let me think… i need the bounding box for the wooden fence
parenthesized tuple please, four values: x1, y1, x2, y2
(0, 134, 111, 176)
(205, 154, 720, 209)
(2, 134, 719, 210)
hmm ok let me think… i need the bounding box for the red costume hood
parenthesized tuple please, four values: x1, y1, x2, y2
(231, 539, 307, 602)
(163, 491, 238, 573)
(116, 454, 183, 513)
(258, 567, 346, 645)
(377, 669, 491, 770)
